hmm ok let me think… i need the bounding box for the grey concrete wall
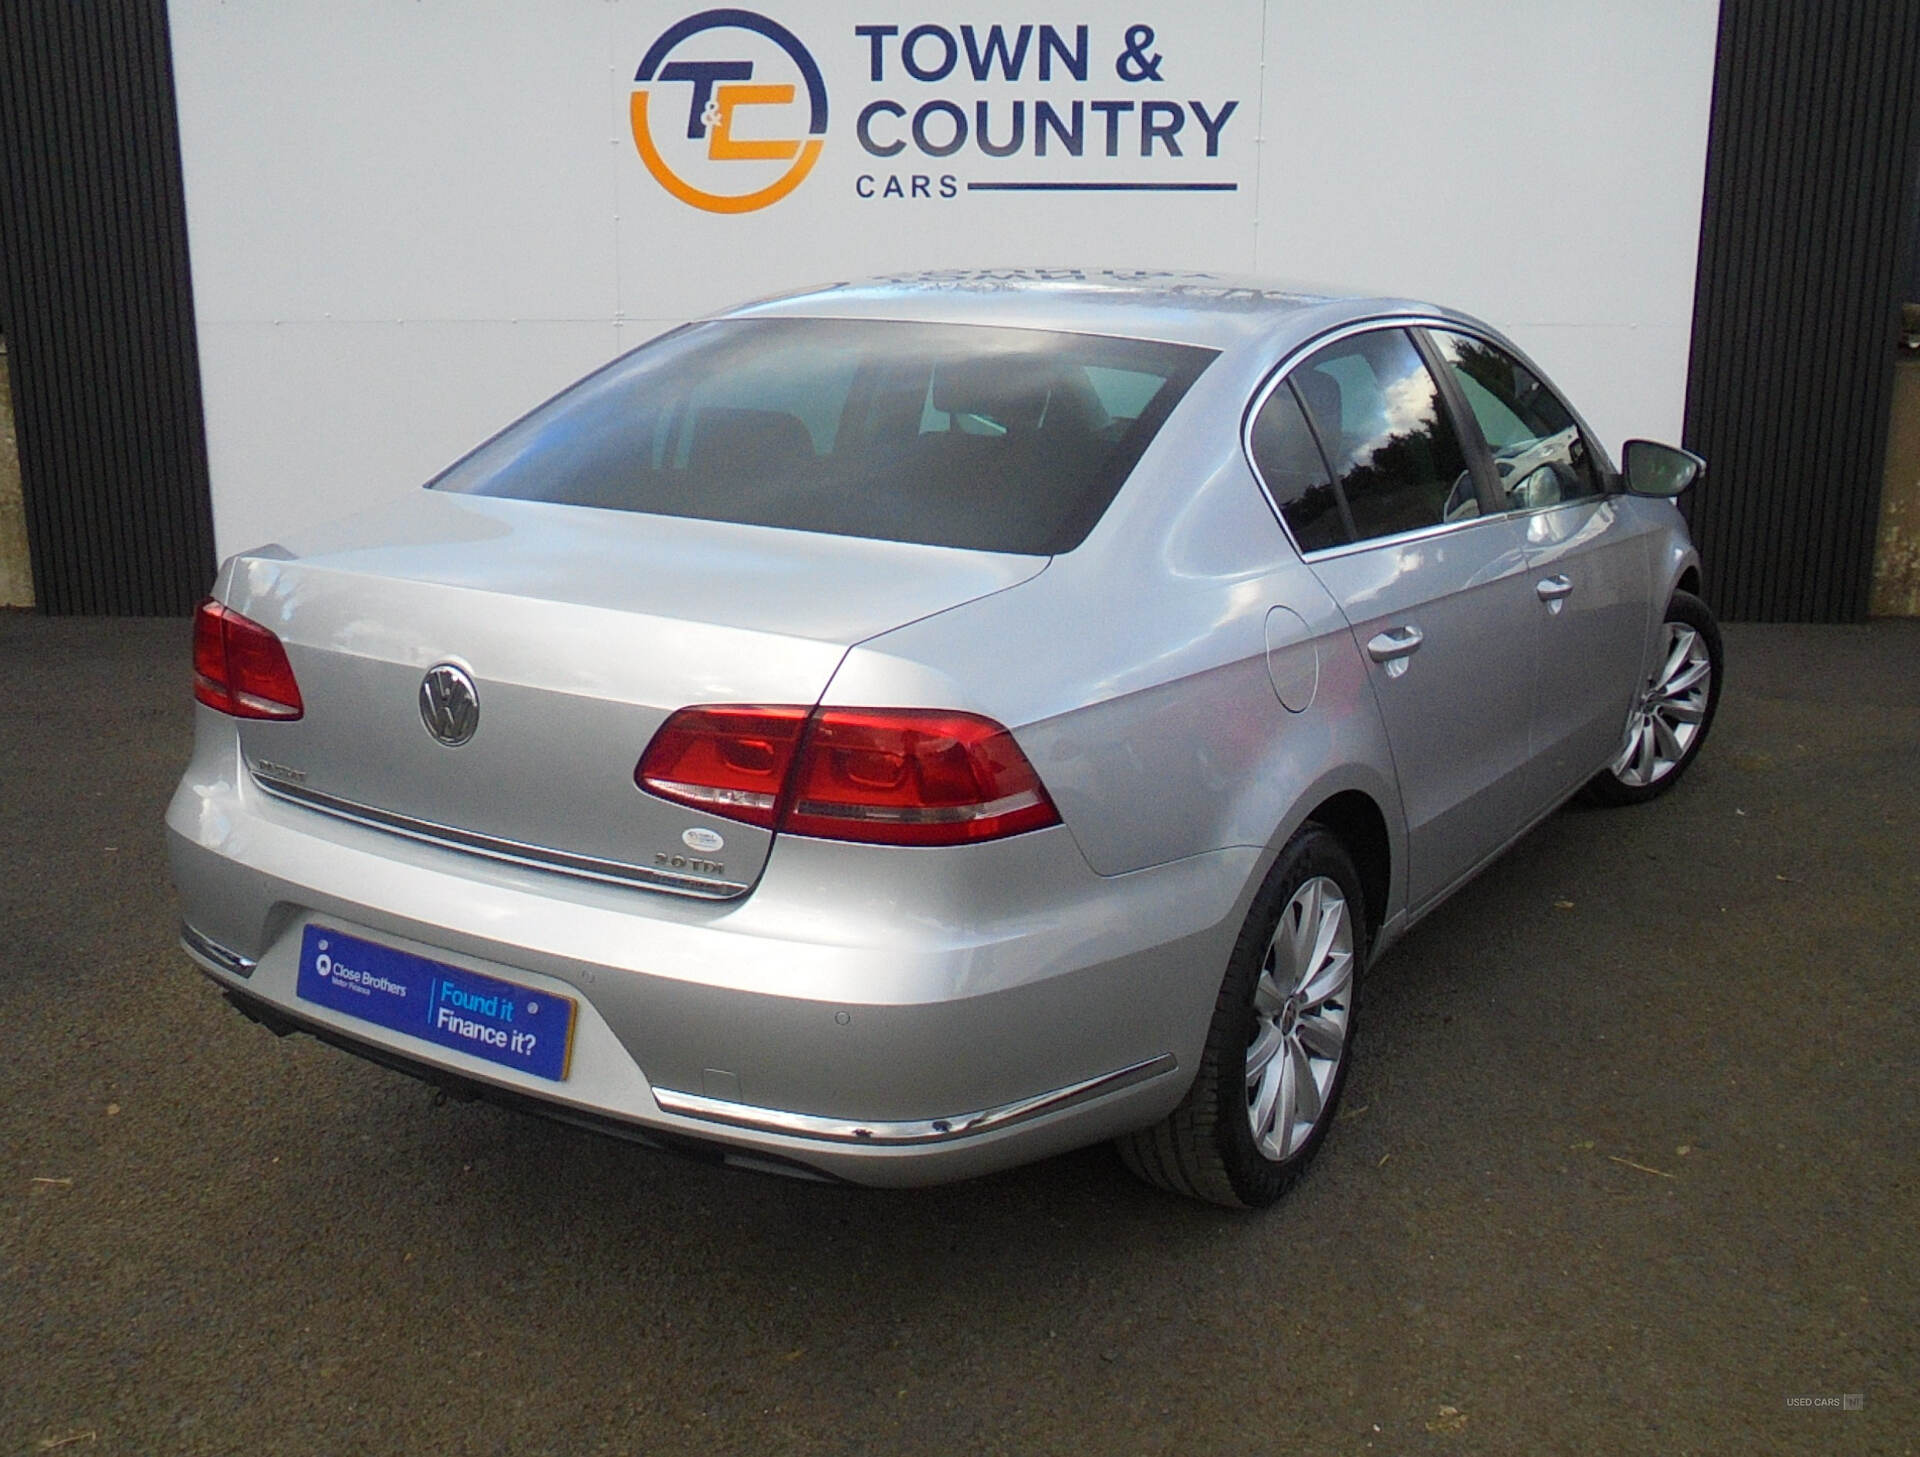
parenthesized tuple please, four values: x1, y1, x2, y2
(0, 344, 35, 608)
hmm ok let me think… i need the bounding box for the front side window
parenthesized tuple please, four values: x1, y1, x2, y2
(1289, 330, 1478, 544)
(1429, 330, 1601, 510)
(432, 318, 1214, 556)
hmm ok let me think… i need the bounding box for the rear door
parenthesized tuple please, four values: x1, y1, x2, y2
(1252, 325, 1538, 911)
(1423, 329, 1651, 804)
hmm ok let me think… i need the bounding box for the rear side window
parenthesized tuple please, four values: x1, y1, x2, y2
(432, 318, 1215, 555)
(1248, 379, 1348, 552)
(1289, 329, 1477, 544)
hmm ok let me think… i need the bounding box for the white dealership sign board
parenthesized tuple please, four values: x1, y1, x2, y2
(171, 2, 1720, 556)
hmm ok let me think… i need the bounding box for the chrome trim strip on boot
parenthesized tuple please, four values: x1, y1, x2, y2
(249, 768, 749, 899)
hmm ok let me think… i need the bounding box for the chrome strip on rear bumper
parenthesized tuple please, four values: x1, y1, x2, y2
(651, 1053, 1177, 1146)
(181, 922, 258, 978)
(249, 769, 749, 899)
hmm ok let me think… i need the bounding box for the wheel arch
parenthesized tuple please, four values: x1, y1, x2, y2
(1302, 789, 1391, 944)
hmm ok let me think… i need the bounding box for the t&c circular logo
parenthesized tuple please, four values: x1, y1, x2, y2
(630, 9, 828, 214)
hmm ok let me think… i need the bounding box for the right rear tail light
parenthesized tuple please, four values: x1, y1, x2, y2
(193, 599, 304, 720)
(636, 705, 1059, 847)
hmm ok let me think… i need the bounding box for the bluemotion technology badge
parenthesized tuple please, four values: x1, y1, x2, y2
(630, 9, 828, 213)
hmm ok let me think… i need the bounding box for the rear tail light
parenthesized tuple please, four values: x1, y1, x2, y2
(193, 600, 304, 720)
(636, 705, 1059, 847)
(783, 709, 1057, 845)
(634, 705, 809, 830)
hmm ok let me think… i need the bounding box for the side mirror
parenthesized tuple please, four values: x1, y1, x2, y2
(1621, 439, 1706, 497)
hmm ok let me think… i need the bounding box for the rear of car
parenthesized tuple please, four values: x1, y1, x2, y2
(167, 309, 1247, 1183)
(169, 280, 1718, 1200)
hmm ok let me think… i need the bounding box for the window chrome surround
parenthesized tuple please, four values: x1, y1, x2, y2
(652, 1052, 1177, 1146)
(1488, 488, 1617, 529)
(1278, 505, 1511, 563)
(249, 767, 750, 899)
(1241, 314, 1590, 563)
(181, 922, 258, 978)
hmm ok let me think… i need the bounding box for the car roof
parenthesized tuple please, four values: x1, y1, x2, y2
(715, 269, 1484, 356)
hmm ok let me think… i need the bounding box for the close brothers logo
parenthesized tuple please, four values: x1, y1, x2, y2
(630, 11, 1242, 213)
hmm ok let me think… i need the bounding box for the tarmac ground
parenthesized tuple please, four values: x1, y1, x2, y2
(2, 613, 1915, 1455)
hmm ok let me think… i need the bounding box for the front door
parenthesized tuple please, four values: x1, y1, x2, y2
(1423, 329, 1652, 803)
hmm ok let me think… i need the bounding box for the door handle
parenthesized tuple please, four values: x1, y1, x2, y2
(1535, 575, 1574, 601)
(1366, 625, 1424, 676)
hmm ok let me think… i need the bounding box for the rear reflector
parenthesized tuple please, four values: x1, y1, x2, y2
(636, 705, 1059, 847)
(193, 600, 304, 720)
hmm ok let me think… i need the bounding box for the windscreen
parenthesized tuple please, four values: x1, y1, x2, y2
(432, 318, 1215, 554)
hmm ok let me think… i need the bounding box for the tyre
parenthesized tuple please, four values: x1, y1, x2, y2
(1584, 589, 1723, 806)
(1118, 825, 1364, 1208)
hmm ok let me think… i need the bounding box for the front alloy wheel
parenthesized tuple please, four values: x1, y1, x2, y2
(1587, 589, 1723, 805)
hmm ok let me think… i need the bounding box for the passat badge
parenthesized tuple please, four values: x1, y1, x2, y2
(419, 663, 480, 746)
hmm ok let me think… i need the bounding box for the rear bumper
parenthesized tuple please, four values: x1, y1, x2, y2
(167, 719, 1255, 1186)
(191, 941, 1173, 1180)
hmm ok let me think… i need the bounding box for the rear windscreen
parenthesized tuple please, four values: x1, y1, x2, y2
(431, 318, 1215, 555)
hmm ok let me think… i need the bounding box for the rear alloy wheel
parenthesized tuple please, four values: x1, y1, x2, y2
(1119, 827, 1363, 1208)
(1585, 590, 1722, 806)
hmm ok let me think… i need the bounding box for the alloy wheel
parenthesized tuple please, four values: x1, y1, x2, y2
(1246, 875, 1354, 1161)
(1613, 621, 1714, 788)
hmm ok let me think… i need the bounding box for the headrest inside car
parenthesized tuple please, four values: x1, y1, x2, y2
(930, 357, 1055, 434)
(687, 407, 813, 474)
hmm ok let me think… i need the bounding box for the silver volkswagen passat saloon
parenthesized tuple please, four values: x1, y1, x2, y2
(169, 272, 1721, 1207)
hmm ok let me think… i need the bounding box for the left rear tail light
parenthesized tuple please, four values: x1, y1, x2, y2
(636, 705, 1060, 847)
(193, 599, 304, 720)
(633, 705, 810, 829)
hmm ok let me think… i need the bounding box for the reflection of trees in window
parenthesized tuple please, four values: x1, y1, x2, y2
(1447, 336, 1517, 405)
(1332, 399, 1469, 539)
(1292, 331, 1474, 543)
(1446, 335, 1574, 437)
(1285, 480, 1346, 551)
(1437, 331, 1599, 506)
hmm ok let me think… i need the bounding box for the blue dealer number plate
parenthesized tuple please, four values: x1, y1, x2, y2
(296, 925, 575, 1082)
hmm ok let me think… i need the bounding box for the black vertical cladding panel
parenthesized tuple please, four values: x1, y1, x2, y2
(1684, 0, 1920, 622)
(0, 0, 216, 615)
